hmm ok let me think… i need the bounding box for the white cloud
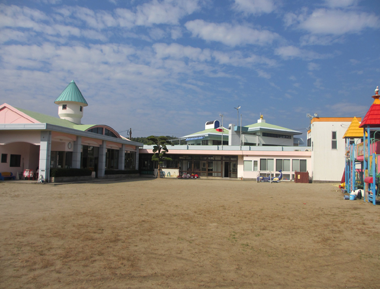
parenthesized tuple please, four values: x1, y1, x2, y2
(153, 43, 276, 68)
(170, 27, 182, 39)
(185, 20, 278, 47)
(233, 0, 276, 15)
(296, 9, 379, 35)
(135, 0, 200, 26)
(300, 34, 344, 46)
(324, 0, 358, 8)
(308, 62, 320, 71)
(153, 43, 211, 61)
(274, 45, 329, 60)
(326, 102, 368, 116)
(148, 28, 166, 40)
(0, 29, 30, 43)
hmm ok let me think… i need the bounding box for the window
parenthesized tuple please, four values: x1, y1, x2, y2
(80, 106, 83, 112)
(292, 159, 307, 172)
(244, 160, 252, 171)
(105, 129, 117, 138)
(262, 132, 291, 139)
(307, 138, 311, 146)
(88, 127, 103, 135)
(1, 154, 7, 163)
(202, 140, 208, 145)
(260, 159, 274, 171)
(276, 159, 290, 171)
(10, 154, 21, 167)
(332, 131, 337, 149)
(62, 104, 67, 110)
(253, 160, 258, 171)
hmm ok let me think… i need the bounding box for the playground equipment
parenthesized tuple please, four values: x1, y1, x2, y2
(344, 86, 380, 205)
(257, 170, 282, 183)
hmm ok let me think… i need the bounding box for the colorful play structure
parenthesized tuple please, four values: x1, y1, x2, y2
(344, 87, 380, 205)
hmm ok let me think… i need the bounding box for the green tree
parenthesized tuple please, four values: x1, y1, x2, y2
(147, 136, 172, 178)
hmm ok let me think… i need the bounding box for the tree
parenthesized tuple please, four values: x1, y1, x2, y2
(147, 136, 172, 178)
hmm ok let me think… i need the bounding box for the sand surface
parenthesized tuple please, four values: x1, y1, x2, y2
(0, 178, 380, 289)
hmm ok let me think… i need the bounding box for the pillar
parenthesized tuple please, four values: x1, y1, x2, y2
(39, 131, 52, 182)
(135, 148, 139, 170)
(72, 136, 81, 169)
(98, 140, 106, 178)
(118, 144, 125, 170)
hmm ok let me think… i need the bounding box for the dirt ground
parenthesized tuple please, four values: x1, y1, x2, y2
(0, 178, 380, 289)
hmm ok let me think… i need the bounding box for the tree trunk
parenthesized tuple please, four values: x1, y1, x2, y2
(158, 163, 161, 178)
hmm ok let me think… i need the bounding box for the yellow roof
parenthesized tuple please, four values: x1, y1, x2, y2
(343, 117, 365, 138)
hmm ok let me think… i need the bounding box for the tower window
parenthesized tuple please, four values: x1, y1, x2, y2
(80, 106, 83, 112)
(62, 104, 67, 110)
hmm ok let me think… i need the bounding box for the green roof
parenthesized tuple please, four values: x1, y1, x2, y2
(17, 107, 95, 131)
(245, 122, 301, 134)
(184, 127, 229, 138)
(54, 80, 88, 106)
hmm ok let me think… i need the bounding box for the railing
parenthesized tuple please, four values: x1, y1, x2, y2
(141, 145, 312, 152)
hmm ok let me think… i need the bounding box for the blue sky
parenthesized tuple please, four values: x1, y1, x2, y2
(0, 0, 379, 139)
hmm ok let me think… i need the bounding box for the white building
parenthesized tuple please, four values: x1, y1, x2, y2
(307, 117, 361, 182)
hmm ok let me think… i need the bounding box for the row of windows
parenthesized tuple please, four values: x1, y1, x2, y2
(1, 154, 21, 167)
(244, 158, 307, 172)
(88, 127, 118, 138)
(262, 133, 291, 139)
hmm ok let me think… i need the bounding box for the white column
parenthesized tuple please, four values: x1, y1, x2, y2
(72, 136, 81, 169)
(135, 149, 139, 170)
(39, 131, 51, 182)
(98, 140, 106, 178)
(118, 144, 125, 170)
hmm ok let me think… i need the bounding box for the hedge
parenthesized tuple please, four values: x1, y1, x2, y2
(50, 168, 92, 177)
(105, 169, 139, 175)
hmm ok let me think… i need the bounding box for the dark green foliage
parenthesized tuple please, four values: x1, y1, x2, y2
(50, 168, 92, 177)
(146, 136, 173, 178)
(131, 136, 178, 145)
(105, 170, 139, 175)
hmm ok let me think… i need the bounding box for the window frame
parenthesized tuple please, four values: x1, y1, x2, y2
(332, 131, 337, 149)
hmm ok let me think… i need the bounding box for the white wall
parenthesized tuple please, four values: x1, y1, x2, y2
(311, 120, 350, 181)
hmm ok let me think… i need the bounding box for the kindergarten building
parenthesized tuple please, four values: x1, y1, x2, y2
(0, 81, 142, 181)
(140, 116, 312, 180)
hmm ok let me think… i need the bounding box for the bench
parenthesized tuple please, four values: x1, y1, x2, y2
(0, 172, 16, 180)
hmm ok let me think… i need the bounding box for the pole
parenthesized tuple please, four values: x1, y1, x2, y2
(240, 114, 242, 150)
(220, 114, 224, 150)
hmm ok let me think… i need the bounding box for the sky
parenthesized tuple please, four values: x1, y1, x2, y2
(0, 0, 379, 140)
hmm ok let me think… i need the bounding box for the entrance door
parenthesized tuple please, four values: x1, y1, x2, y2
(224, 162, 230, 178)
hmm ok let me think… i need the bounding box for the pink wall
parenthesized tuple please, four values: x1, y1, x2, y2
(0, 131, 41, 145)
(0, 142, 39, 176)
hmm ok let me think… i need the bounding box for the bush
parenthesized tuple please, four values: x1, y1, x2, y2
(105, 169, 139, 175)
(50, 168, 92, 177)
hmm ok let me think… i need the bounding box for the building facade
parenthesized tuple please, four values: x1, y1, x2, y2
(0, 81, 142, 181)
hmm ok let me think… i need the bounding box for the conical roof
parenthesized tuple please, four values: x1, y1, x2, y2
(360, 87, 380, 128)
(54, 80, 88, 106)
(343, 117, 364, 138)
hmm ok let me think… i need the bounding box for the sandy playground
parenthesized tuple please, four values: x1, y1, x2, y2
(0, 178, 380, 289)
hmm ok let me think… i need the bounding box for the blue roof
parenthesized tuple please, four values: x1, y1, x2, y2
(54, 80, 88, 106)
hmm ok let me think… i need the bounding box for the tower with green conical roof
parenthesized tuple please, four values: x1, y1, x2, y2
(54, 80, 88, 124)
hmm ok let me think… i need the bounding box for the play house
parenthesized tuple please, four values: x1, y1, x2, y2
(344, 87, 380, 205)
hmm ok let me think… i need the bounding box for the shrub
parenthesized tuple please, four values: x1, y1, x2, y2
(50, 168, 92, 177)
(105, 169, 139, 175)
